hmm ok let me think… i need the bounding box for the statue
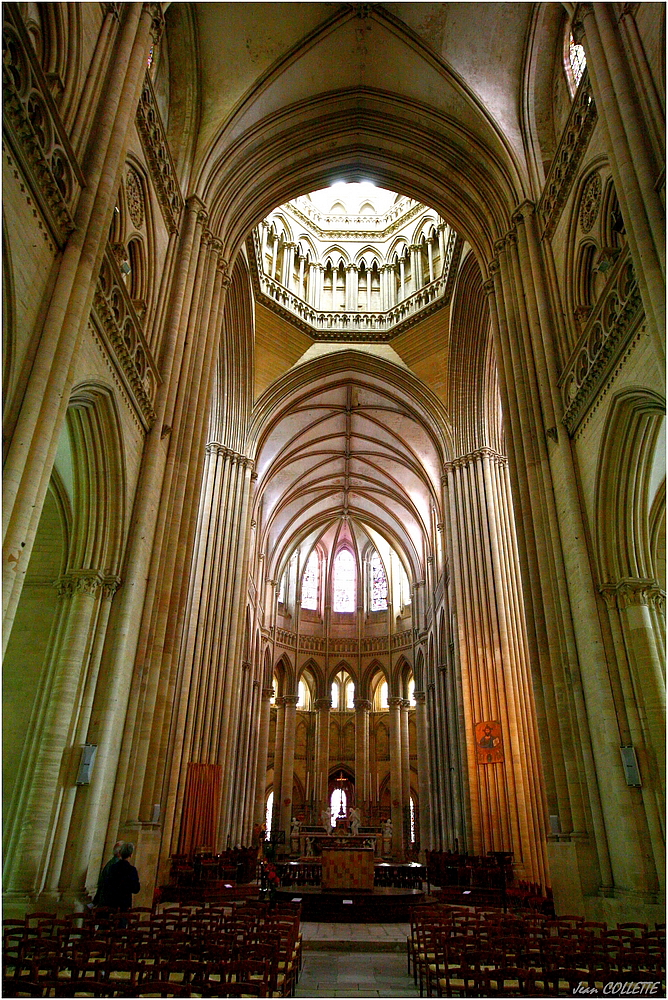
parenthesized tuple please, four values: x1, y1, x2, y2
(290, 816, 300, 854)
(349, 805, 361, 837)
(382, 817, 392, 854)
(320, 807, 332, 833)
(306, 837, 314, 857)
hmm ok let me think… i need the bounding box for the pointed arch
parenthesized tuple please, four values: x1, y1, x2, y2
(595, 389, 666, 585)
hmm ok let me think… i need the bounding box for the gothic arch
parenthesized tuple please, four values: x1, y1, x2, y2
(66, 383, 126, 577)
(595, 388, 666, 586)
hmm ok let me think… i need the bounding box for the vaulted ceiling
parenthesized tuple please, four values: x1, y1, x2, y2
(250, 351, 452, 584)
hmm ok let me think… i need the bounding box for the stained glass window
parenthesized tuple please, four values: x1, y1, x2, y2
(569, 32, 586, 90)
(407, 678, 415, 705)
(301, 550, 319, 609)
(333, 549, 356, 611)
(331, 680, 339, 709)
(278, 571, 286, 604)
(379, 680, 389, 709)
(370, 552, 388, 610)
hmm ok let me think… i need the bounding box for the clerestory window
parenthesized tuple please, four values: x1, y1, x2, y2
(370, 551, 388, 611)
(333, 549, 356, 611)
(301, 550, 319, 610)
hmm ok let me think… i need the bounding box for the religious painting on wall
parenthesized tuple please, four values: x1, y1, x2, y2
(475, 720, 504, 764)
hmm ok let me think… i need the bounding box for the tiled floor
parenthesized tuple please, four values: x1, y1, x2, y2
(296, 923, 419, 998)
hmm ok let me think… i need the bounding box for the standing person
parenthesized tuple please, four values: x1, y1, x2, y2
(104, 842, 140, 913)
(93, 840, 124, 906)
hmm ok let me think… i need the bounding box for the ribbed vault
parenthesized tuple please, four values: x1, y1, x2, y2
(249, 351, 452, 584)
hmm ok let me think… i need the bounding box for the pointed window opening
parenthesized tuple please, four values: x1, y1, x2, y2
(301, 550, 319, 610)
(333, 549, 356, 611)
(370, 551, 388, 610)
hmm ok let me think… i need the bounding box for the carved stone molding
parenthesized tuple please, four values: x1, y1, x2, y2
(443, 447, 508, 475)
(353, 699, 372, 711)
(276, 628, 298, 648)
(247, 226, 462, 343)
(55, 571, 122, 598)
(126, 166, 145, 228)
(298, 635, 325, 652)
(204, 442, 254, 470)
(135, 71, 183, 233)
(390, 629, 412, 650)
(3, 9, 84, 245)
(538, 72, 598, 240)
(362, 635, 388, 653)
(580, 171, 602, 233)
(600, 578, 665, 613)
(93, 245, 160, 429)
(559, 245, 643, 434)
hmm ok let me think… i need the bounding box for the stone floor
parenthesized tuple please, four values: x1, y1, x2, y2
(295, 923, 419, 998)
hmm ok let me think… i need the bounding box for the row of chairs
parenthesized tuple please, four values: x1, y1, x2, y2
(408, 903, 665, 997)
(3, 900, 302, 999)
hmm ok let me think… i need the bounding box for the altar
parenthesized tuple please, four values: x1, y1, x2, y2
(320, 841, 375, 890)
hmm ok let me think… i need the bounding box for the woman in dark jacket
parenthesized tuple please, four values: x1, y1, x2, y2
(103, 841, 140, 911)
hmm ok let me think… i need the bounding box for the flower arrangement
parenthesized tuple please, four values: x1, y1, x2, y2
(263, 862, 281, 888)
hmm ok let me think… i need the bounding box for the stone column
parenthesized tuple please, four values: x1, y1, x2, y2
(345, 265, 358, 310)
(279, 695, 299, 838)
(64, 194, 209, 898)
(3, 2, 162, 643)
(254, 687, 276, 826)
(271, 697, 286, 836)
(354, 698, 371, 817)
(270, 234, 279, 281)
(438, 224, 446, 263)
(442, 448, 548, 885)
(3, 572, 119, 896)
(399, 259, 406, 301)
(411, 244, 422, 291)
(574, 5, 664, 354)
(315, 697, 331, 821)
(388, 696, 403, 856)
(401, 699, 411, 842)
(427, 239, 435, 283)
(283, 243, 295, 290)
(297, 254, 306, 298)
(414, 691, 432, 853)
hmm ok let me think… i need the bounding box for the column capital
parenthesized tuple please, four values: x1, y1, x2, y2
(185, 193, 208, 219)
(315, 697, 332, 710)
(284, 695, 300, 706)
(54, 570, 122, 599)
(275, 696, 286, 708)
(413, 690, 426, 705)
(600, 578, 665, 612)
(144, 2, 164, 45)
(354, 698, 372, 712)
(511, 200, 537, 227)
(388, 696, 403, 709)
(262, 687, 275, 701)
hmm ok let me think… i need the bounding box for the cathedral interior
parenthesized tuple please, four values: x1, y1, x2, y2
(2, 0, 665, 932)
